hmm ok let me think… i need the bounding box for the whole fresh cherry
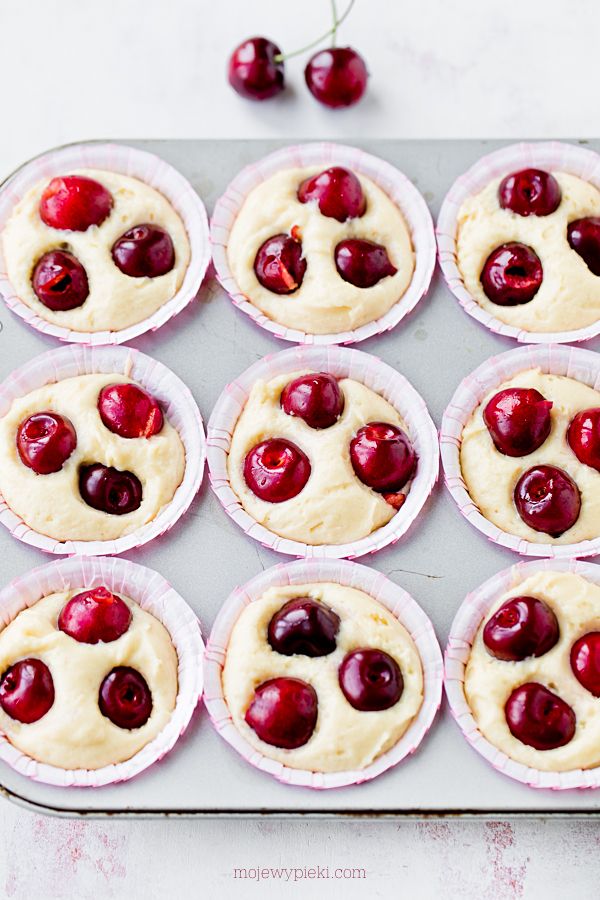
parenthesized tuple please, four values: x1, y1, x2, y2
(58, 587, 132, 645)
(335, 239, 397, 288)
(39, 175, 113, 231)
(228, 37, 285, 101)
(17, 412, 77, 475)
(350, 422, 416, 493)
(243, 438, 311, 503)
(99, 666, 152, 729)
(481, 242, 543, 306)
(0, 658, 54, 724)
(568, 408, 600, 471)
(245, 677, 318, 749)
(498, 169, 561, 217)
(268, 597, 340, 657)
(254, 233, 306, 294)
(483, 388, 553, 457)
(483, 596, 559, 661)
(567, 218, 600, 276)
(571, 632, 600, 697)
(339, 648, 403, 711)
(32, 250, 89, 311)
(112, 224, 175, 278)
(98, 383, 163, 439)
(505, 682, 575, 750)
(305, 47, 368, 108)
(280, 373, 344, 429)
(79, 464, 143, 515)
(514, 465, 580, 537)
(297, 167, 366, 222)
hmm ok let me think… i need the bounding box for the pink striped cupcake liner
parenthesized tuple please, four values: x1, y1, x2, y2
(0, 141, 210, 345)
(207, 345, 438, 559)
(445, 557, 600, 790)
(0, 344, 205, 555)
(441, 343, 600, 559)
(204, 558, 443, 789)
(210, 142, 436, 345)
(0, 555, 204, 788)
(437, 140, 600, 344)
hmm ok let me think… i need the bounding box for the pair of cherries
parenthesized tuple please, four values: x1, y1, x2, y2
(479, 168, 600, 306)
(245, 597, 402, 749)
(16, 382, 164, 516)
(0, 587, 152, 729)
(243, 372, 415, 509)
(32, 175, 175, 313)
(253, 167, 397, 295)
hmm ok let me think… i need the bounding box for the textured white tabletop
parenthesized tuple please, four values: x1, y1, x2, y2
(1, 0, 600, 896)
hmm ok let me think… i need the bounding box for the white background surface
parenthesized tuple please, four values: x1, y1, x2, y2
(1, 0, 600, 897)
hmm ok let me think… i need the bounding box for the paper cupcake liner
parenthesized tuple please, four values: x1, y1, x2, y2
(0, 344, 205, 556)
(0, 141, 210, 345)
(437, 140, 600, 344)
(0, 555, 204, 788)
(207, 345, 439, 559)
(445, 557, 600, 790)
(441, 343, 600, 559)
(210, 142, 436, 345)
(204, 558, 442, 789)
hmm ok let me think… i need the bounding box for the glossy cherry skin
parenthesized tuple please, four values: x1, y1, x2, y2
(571, 632, 600, 697)
(498, 169, 561, 217)
(567, 408, 600, 471)
(39, 175, 112, 231)
(483, 388, 553, 457)
(483, 596, 559, 662)
(17, 412, 77, 475)
(79, 464, 143, 515)
(244, 439, 311, 503)
(58, 587, 132, 645)
(505, 683, 575, 750)
(350, 422, 416, 493)
(112, 224, 175, 278)
(514, 465, 581, 537)
(99, 667, 152, 729)
(245, 677, 317, 749)
(339, 649, 403, 712)
(268, 597, 340, 657)
(297, 167, 366, 222)
(280, 373, 344, 430)
(481, 242, 543, 306)
(0, 659, 54, 724)
(567, 218, 600, 276)
(228, 37, 284, 101)
(98, 383, 163, 439)
(304, 47, 368, 108)
(335, 239, 397, 288)
(32, 250, 89, 311)
(254, 233, 306, 294)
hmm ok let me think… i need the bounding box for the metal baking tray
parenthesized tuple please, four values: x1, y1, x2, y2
(1, 138, 599, 818)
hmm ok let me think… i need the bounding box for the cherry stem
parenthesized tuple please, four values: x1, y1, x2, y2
(274, 0, 355, 63)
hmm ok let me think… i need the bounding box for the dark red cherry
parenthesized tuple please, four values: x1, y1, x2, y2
(481, 242, 543, 306)
(335, 239, 397, 288)
(17, 412, 77, 475)
(32, 250, 89, 311)
(39, 175, 112, 231)
(243, 438, 310, 503)
(0, 659, 54, 724)
(350, 422, 416, 493)
(339, 648, 403, 711)
(58, 587, 132, 645)
(98, 383, 163, 439)
(267, 597, 340, 657)
(112, 224, 175, 278)
(254, 233, 306, 294)
(245, 677, 317, 749)
(99, 666, 152, 729)
(483, 596, 559, 661)
(228, 37, 284, 101)
(280, 373, 344, 429)
(568, 408, 600, 471)
(498, 169, 561, 217)
(505, 682, 575, 750)
(567, 218, 600, 276)
(79, 464, 142, 515)
(514, 465, 580, 537)
(304, 47, 368, 108)
(297, 167, 366, 222)
(571, 632, 600, 697)
(483, 388, 553, 457)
